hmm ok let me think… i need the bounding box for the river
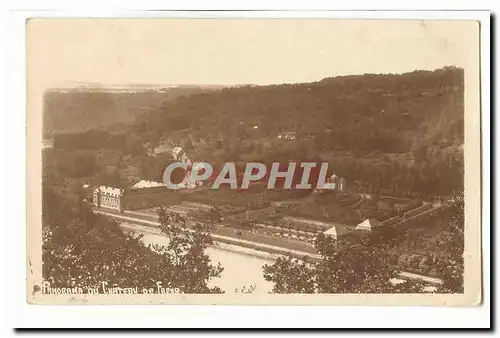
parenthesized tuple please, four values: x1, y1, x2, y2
(138, 231, 275, 294)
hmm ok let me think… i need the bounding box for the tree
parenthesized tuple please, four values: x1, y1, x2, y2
(96, 167, 123, 188)
(433, 199, 464, 293)
(126, 135, 145, 156)
(262, 256, 317, 293)
(263, 233, 405, 293)
(42, 187, 223, 294)
(183, 139, 194, 151)
(55, 151, 97, 178)
(263, 231, 447, 294)
(156, 207, 224, 293)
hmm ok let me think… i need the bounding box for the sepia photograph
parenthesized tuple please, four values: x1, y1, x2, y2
(26, 17, 482, 305)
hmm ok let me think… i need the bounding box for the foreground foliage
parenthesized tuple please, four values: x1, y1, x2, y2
(42, 186, 223, 293)
(263, 201, 464, 294)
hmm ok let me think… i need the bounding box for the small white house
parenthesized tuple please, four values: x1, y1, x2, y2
(277, 132, 296, 141)
(172, 147, 183, 160)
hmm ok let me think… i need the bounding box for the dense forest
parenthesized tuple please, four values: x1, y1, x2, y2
(47, 66, 464, 197)
(135, 67, 463, 143)
(136, 66, 464, 197)
(43, 85, 224, 137)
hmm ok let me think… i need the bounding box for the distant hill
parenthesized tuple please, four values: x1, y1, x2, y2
(42, 85, 225, 137)
(129, 66, 464, 196)
(48, 67, 465, 197)
(137, 67, 464, 148)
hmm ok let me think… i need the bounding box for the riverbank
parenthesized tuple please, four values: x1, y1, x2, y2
(120, 221, 281, 261)
(121, 222, 275, 293)
(97, 210, 322, 261)
(98, 209, 443, 286)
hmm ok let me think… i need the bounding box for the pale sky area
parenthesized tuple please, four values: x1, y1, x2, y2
(27, 19, 478, 88)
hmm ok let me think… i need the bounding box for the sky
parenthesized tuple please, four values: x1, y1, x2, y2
(27, 18, 479, 88)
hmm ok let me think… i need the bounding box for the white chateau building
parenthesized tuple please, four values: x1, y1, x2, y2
(93, 186, 125, 212)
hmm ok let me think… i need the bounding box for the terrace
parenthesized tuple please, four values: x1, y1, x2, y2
(181, 184, 307, 209)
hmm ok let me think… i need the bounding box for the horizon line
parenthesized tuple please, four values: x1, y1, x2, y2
(43, 65, 462, 92)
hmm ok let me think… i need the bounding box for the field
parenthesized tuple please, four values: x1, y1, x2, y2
(181, 184, 309, 209)
(273, 191, 422, 226)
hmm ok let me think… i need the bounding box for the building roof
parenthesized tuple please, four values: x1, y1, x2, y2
(323, 226, 337, 237)
(322, 182, 336, 190)
(94, 186, 124, 197)
(131, 180, 166, 189)
(324, 224, 356, 238)
(356, 218, 381, 231)
(154, 147, 169, 154)
(329, 173, 345, 183)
